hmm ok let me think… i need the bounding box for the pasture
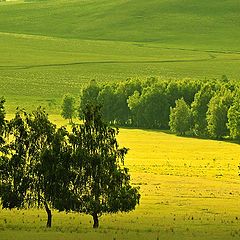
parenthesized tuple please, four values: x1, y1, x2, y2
(0, 0, 240, 113)
(1, 0, 240, 239)
(1, 122, 240, 239)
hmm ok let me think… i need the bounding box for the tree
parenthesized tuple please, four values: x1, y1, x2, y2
(0, 103, 140, 229)
(79, 80, 100, 119)
(0, 97, 6, 148)
(141, 85, 170, 129)
(128, 85, 170, 129)
(166, 80, 200, 108)
(0, 108, 70, 228)
(114, 84, 131, 125)
(228, 102, 240, 139)
(178, 79, 200, 106)
(61, 94, 75, 123)
(97, 85, 117, 124)
(221, 75, 229, 83)
(33, 125, 72, 228)
(68, 104, 140, 228)
(127, 90, 142, 127)
(207, 88, 233, 139)
(191, 83, 216, 136)
(25, 109, 68, 228)
(227, 92, 240, 139)
(169, 98, 192, 135)
(0, 110, 30, 211)
(166, 81, 182, 107)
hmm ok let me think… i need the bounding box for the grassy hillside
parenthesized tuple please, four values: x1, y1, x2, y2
(0, 0, 240, 112)
(1, 126, 240, 239)
(0, 0, 240, 50)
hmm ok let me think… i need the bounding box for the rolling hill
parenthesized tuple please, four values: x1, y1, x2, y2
(0, 0, 239, 50)
(0, 0, 240, 112)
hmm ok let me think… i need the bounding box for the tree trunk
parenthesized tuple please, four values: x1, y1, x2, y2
(92, 213, 99, 228)
(44, 202, 52, 228)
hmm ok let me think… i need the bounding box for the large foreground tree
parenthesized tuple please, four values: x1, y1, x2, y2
(68, 105, 140, 228)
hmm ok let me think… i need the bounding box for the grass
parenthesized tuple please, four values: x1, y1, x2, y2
(0, 0, 239, 49)
(0, 0, 240, 113)
(1, 118, 240, 239)
(1, 1, 240, 238)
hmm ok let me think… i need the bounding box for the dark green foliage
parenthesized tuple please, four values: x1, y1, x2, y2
(61, 94, 75, 123)
(179, 80, 201, 106)
(207, 88, 233, 139)
(169, 98, 192, 135)
(79, 80, 100, 119)
(97, 85, 118, 124)
(25, 109, 71, 212)
(0, 103, 140, 229)
(78, 78, 240, 139)
(68, 104, 140, 228)
(166, 81, 183, 107)
(0, 107, 71, 227)
(127, 90, 142, 126)
(228, 92, 240, 139)
(0, 97, 6, 147)
(0, 110, 30, 210)
(191, 83, 216, 136)
(128, 85, 170, 128)
(166, 80, 200, 108)
(113, 83, 133, 125)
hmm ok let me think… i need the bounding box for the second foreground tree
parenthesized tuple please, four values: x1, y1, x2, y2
(66, 105, 140, 228)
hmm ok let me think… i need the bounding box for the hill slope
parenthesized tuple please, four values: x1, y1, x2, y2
(0, 0, 239, 50)
(1, 0, 240, 113)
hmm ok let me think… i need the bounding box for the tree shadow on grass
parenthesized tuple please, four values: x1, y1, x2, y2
(119, 126, 240, 146)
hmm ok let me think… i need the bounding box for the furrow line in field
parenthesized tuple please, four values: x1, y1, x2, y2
(0, 56, 217, 70)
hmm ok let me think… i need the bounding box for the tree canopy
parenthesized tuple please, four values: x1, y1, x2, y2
(61, 94, 75, 123)
(78, 77, 240, 140)
(169, 98, 192, 136)
(65, 104, 140, 228)
(0, 102, 140, 229)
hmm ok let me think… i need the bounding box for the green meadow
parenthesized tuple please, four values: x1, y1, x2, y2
(1, 0, 240, 239)
(0, 0, 240, 112)
(1, 122, 240, 239)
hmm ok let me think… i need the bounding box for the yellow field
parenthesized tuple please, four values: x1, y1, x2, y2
(1, 117, 240, 239)
(117, 129, 240, 239)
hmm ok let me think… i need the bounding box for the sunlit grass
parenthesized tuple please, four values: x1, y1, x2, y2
(1, 116, 240, 239)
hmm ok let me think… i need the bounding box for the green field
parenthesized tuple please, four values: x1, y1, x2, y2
(0, 0, 240, 112)
(1, 1, 240, 239)
(1, 124, 240, 239)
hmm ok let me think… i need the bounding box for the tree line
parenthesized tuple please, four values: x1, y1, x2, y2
(63, 76, 240, 140)
(0, 99, 140, 228)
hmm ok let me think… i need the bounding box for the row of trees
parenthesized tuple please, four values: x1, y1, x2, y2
(62, 76, 240, 139)
(169, 84, 239, 138)
(62, 78, 200, 128)
(0, 99, 140, 228)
